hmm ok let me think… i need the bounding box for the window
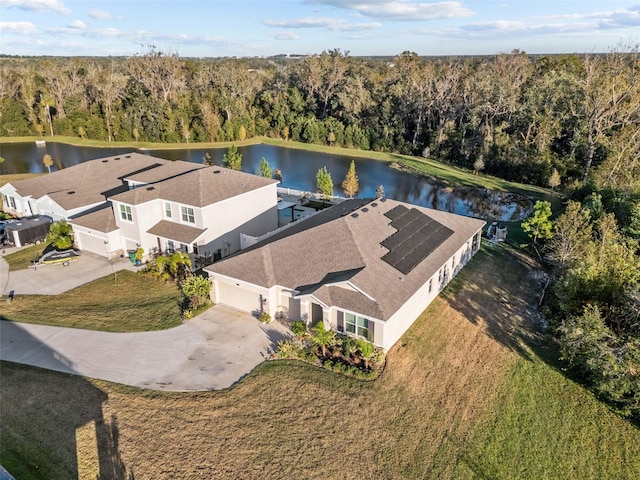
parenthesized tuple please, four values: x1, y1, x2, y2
(438, 268, 442, 283)
(345, 312, 372, 340)
(181, 243, 188, 252)
(119, 204, 132, 221)
(181, 206, 195, 224)
(428, 278, 433, 293)
(192, 243, 199, 255)
(9, 196, 16, 209)
(165, 202, 172, 218)
(167, 240, 175, 252)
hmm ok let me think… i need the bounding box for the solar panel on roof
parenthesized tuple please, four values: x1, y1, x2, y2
(384, 204, 409, 221)
(380, 208, 454, 274)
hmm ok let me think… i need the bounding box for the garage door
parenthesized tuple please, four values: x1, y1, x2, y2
(217, 281, 262, 314)
(76, 231, 108, 257)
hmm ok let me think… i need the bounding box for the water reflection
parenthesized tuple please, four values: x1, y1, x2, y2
(0, 142, 530, 221)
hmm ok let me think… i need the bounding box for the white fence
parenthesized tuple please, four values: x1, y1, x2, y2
(277, 187, 347, 203)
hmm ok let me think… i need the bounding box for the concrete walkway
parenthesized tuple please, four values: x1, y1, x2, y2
(0, 305, 290, 391)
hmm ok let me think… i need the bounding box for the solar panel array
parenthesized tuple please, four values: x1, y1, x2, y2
(381, 205, 454, 275)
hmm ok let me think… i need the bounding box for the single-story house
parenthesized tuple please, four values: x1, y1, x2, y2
(0, 153, 279, 263)
(205, 198, 485, 351)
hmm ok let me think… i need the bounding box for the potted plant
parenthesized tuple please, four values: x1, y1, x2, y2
(134, 247, 144, 266)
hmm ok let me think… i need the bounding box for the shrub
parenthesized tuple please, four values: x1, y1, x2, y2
(259, 311, 272, 323)
(291, 320, 307, 337)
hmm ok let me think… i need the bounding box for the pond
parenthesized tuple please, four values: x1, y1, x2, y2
(0, 141, 531, 221)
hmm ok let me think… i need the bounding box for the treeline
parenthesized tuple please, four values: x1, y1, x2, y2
(1, 47, 639, 192)
(542, 191, 640, 422)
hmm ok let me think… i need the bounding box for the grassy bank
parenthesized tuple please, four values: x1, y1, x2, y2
(1, 270, 183, 332)
(2, 244, 637, 479)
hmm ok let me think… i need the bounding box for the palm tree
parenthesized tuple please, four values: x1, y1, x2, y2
(311, 322, 335, 357)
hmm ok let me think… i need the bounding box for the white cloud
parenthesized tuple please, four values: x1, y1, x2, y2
(89, 8, 112, 20)
(0, 0, 70, 14)
(67, 19, 85, 30)
(269, 31, 300, 40)
(0, 21, 38, 35)
(306, 0, 474, 21)
(264, 16, 381, 31)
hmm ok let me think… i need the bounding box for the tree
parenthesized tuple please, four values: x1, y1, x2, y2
(316, 166, 333, 202)
(341, 159, 359, 198)
(46, 221, 73, 250)
(222, 144, 242, 170)
(521, 200, 552, 256)
(548, 169, 561, 190)
(238, 125, 247, 141)
(0, 156, 4, 175)
(154, 251, 192, 282)
(42, 154, 53, 174)
(256, 157, 274, 178)
(311, 322, 335, 357)
(327, 131, 336, 146)
(547, 201, 592, 269)
(577, 47, 640, 183)
(473, 155, 485, 175)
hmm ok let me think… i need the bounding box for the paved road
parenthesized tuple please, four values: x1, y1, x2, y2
(1, 305, 290, 391)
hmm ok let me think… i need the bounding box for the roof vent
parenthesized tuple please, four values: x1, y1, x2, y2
(114, 157, 120, 160)
(125, 155, 131, 158)
(67, 191, 75, 195)
(380, 197, 387, 202)
(361, 207, 369, 213)
(213, 170, 221, 174)
(146, 186, 155, 191)
(371, 202, 378, 207)
(102, 159, 109, 163)
(351, 213, 359, 218)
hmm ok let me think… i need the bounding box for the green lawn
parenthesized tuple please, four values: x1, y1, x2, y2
(1, 270, 183, 332)
(458, 354, 640, 479)
(2, 243, 45, 270)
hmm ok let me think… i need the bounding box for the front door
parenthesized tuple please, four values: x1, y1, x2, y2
(311, 303, 323, 326)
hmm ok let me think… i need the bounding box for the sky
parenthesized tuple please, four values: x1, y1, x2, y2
(1, 0, 639, 57)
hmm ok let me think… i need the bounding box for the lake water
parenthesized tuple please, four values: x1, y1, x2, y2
(0, 142, 530, 221)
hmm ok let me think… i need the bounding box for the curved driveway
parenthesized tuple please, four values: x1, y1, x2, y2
(1, 306, 289, 391)
(0, 250, 289, 391)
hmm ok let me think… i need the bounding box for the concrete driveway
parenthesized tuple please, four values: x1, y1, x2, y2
(1, 248, 138, 296)
(0, 305, 290, 391)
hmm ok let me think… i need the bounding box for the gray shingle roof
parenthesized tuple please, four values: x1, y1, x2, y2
(110, 165, 277, 207)
(206, 198, 485, 321)
(147, 220, 206, 244)
(9, 153, 171, 211)
(69, 203, 119, 233)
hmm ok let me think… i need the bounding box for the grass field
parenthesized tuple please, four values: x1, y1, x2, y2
(0, 270, 183, 332)
(2, 244, 638, 479)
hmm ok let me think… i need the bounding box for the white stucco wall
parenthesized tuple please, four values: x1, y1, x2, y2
(381, 228, 483, 351)
(196, 184, 278, 259)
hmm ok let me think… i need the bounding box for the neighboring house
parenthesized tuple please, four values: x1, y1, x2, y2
(205, 198, 485, 351)
(0, 153, 279, 262)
